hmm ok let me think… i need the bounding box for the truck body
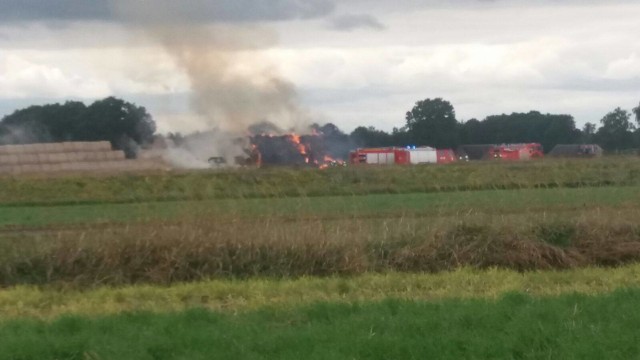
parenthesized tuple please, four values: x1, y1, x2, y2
(349, 147, 456, 165)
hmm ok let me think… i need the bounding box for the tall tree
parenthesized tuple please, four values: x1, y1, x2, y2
(405, 98, 459, 148)
(594, 107, 635, 152)
(634, 102, 640, 126)
(80, 97, 156, 157)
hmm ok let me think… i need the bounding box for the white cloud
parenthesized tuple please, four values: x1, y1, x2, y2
(0, 54, 110, 99)
(606, 53, 640, 79)
(1, 1, 640, 133)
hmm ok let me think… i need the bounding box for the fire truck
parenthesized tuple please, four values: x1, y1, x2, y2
(489, 143, 544, 160)
(349, 147, 457, 165)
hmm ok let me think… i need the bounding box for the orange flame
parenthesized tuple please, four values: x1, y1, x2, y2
(287, 134, 310, 163)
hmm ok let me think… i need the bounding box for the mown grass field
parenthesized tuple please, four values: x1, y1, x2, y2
(2, 158, 640, 358)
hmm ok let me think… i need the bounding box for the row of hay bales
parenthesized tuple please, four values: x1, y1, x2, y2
(0, 160, 165, 175)
(0, 141, 112, 155)
(0, 141, 168, 175)
(0, 150, 125, 165)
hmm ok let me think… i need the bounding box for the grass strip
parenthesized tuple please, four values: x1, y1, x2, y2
(3, 211, 640, 286)
(2, 186, 639, 227)
(1, 289, 640, 359)
(1, 157, 639, 207)
(2, 264, 640, 320)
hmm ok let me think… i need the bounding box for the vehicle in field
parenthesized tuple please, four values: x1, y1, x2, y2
(458, 143, 544, 161)
(490, 143, 544, 160)
(349, 147, 457, 165)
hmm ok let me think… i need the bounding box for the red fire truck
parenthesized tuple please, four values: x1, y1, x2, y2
(489, 143, 544, 161)
(349, 147, 457, 165)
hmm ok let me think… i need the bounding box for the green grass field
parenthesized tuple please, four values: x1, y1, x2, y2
(2, 289, 640, 360)
(2, 185, 639, 227)
(2, 157, 639, 206)
(2, 158, 640, 358)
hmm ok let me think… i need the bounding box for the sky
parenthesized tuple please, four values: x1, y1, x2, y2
(1, 0, 639, 134)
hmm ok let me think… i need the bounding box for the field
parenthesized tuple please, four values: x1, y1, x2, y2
(2, 157, 640, 358)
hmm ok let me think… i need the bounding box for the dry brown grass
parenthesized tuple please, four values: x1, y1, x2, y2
(2, 210, 639, 288)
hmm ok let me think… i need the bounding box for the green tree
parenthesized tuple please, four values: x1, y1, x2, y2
(0, 97, 156, 158)
(459, 111, 579, 151)
(350, 126, 394, 147)
(594, 107, 635, 152)
(634, 102, 640, 126)
(80, 97, 156, 157)
(405, 98, 459, 148)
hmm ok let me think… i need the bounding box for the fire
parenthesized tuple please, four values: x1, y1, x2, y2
(288, 134, 310, 163)
(320, 155, 346, 169)
(246, 130, 346, 169)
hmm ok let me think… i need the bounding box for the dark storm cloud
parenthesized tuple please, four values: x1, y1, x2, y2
(0, 0, 336, 23)
(328, 14, 386, 31)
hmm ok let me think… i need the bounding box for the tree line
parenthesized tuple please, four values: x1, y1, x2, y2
(0, 97, 155, 158)
(351, 98, 640, 153)
(1, 96, 639, 157)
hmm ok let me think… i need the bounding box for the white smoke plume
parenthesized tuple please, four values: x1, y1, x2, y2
(110, 0, 319, 167)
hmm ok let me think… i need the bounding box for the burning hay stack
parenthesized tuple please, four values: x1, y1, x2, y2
(243, 124, 350, 168)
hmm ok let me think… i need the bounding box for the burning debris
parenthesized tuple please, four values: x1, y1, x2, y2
(245, 131, 346, 168)
(161, 123, 352, 170)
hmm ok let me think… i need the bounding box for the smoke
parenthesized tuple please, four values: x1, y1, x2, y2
(0, 123, 52, 146)
(110, 0, 316, 167)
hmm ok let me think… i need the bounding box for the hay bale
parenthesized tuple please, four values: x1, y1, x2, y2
(32, 144, 45, 153)
(48, 153, 61, 163)
(12, 144, 26, 154)
(61, 142, 74, 152)
(109, 151, 126, 160)
(42, 143, 55, 153)
(9, 154, 19, 165)
(16, 154, 28, 165)
(3, 145, 19, 155)
(80, 152, 93, 162)
(65, 152, 79, 162)
(56, 143, 69, 153)
(96, 141, 112, 151)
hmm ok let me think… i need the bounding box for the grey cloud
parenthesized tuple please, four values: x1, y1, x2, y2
(328, 14, 386, 31)
(0, 0, 335, 23)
